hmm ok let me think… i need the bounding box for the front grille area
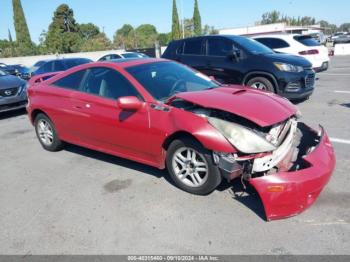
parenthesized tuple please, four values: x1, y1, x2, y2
(0, 87, 19, 97)
(305, 73, 315, 89)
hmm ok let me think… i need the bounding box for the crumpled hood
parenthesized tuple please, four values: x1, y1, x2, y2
(172, 86, 297, 127)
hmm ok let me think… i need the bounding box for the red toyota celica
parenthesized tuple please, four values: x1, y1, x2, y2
(27, 58, 336, 221)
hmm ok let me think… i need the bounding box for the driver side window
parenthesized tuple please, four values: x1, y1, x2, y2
(82, 67, 141, 100)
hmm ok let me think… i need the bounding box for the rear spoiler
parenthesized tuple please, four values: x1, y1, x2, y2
(28, 71, 63, 86)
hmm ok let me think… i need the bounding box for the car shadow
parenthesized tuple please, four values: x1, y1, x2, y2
(217, 178, 267, 221)
(0, 108, 27, 120)
(65, 143, 266, 220)
(64, 143, 169, 182)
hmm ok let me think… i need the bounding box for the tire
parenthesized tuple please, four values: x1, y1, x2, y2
(166, 138, 222, 195)
(246, 77, 275, 93)
(34, 113, 64, 152)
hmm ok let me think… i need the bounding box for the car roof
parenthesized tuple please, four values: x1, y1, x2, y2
(38, 57, 91, 63)
(252, 34, 298, 39)
(170, 34, 249, 42)
(100, 58, 168, 68)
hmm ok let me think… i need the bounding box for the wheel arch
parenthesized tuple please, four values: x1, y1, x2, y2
(162, 131, 203, 151)
(242, 71, 278, 92)
(30, 109, 50, 124)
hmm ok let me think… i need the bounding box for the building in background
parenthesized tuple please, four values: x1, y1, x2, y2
(219, 23, 324, 36)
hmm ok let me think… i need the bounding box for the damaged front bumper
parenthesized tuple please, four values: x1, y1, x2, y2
(249, 124, 335, 221)
(214, 123, 335, 221)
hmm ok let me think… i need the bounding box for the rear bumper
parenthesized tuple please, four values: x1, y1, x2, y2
(249, 125, 335, 221)
(314, 62, 329, 72)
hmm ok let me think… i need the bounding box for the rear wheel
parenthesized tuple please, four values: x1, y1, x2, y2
(34, 113, 64, 152)
(166, 138, 221, 195)
(247, 77, 275, 93)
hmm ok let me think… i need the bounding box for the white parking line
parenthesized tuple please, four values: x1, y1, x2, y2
(334, 90, 350, 94)
(321, 73, 350, 76)
(330, 138, 350, 145)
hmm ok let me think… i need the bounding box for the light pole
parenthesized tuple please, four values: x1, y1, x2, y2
(181, 0, 185, 38)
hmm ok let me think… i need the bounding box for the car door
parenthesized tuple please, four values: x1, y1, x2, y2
(70, 66, 152, 161)
(204, 37, 243, 84)
(177, 38, 207, 73)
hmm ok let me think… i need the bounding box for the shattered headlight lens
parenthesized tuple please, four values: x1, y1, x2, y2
(208, 117, 276, 154)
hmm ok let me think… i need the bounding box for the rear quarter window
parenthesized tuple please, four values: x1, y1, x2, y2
(52, 70, 86, 91)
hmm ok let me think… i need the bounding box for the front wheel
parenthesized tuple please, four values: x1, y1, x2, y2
(166, 138, 222, 195)
(34, 113, 64, 152)
(247, 77, 275, 93)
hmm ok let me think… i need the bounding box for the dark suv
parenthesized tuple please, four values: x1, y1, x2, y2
(162, 35, 315, 100)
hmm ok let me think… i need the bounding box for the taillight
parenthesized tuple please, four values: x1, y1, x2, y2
(299, 49, 319, 55)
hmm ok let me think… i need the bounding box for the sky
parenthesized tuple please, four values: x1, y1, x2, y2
(1, 0, 349, 43)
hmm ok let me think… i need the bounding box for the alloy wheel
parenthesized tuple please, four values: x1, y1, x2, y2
(172, 147, 209, 187)
(37, 119, 54, 146)
(251, 81, 267, 90)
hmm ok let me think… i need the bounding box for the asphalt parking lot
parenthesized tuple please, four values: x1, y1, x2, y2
(0, 56, 349, 255)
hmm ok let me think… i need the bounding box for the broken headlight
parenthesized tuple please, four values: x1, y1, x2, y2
(208, 117, 276, 154)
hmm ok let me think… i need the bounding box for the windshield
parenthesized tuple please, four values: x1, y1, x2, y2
(0, 69, 8, 76)
(233, 36, 274, 55)
(126, 61, 220, 101)
(294, 36, 320, 46)
(34, 60, 47, 67)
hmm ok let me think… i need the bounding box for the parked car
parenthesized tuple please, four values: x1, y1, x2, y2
(27, 58, 335, 220)
(0, 69, 27, 113)
(162, 35, 315, 100)
(309, 32, 327, 45)
(0, 63, 31, 80)
(30, 58, 92, 77)
(333, 33, 350, 44)
(0, 62, 18, 76)
(253, 34, 330, 72)
(330, 32, 349, 42)
(11, 64, 31, 80)
(98, 52, 149, 61)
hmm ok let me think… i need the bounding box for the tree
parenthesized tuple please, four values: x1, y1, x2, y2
(45, 4, 81, 53)
(193, 0, 202, 35)
(113, 24, 135, 49)
(8, 29, 15, 57)
(261, 10, 281, 24)
(79, 23, 100, 40)
(203, 25, 218, 35)
(339, 23, 350, 32)
(158, 33, 171, 46)
(12, 0, 33, 55)
(171, 0, 181, 40)
(182, 18, 194, 37)
(135, 24, 158, 48)
(81, 32, 112, 51)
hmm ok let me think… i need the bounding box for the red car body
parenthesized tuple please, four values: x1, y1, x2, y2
(27, 59, 335, 221)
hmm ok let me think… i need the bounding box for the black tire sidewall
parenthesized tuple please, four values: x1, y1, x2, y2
(166, 138, 222, 195)
(247, 77, 275, 93)
(34, 113, 63, 152)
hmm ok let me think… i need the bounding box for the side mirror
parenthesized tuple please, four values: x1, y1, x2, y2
(117, 96, 143, 110)
(227, 48, 241, 61)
